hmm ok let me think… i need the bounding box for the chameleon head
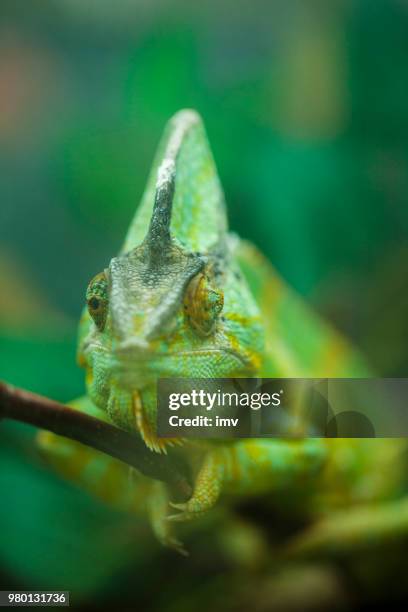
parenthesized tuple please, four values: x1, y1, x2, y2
(78, 110, 264, 441)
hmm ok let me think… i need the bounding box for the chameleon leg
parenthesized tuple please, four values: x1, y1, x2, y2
(147, 481, 188, 555)
(168, 439, 327, 521)
(168, 447, 225, 521)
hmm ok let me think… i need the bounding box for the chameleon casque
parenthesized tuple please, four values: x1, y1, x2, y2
(38, 110, 408, 557)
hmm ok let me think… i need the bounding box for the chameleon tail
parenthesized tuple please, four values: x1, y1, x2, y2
(37, 430, 148, 511)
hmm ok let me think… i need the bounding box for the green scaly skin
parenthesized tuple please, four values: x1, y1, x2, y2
(38, 110, 408, 555)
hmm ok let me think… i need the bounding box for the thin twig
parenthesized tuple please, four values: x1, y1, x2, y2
(0, 381, 191, 499)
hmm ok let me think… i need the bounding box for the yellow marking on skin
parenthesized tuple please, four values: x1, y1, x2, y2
(223, 331, 240, 353)
(85, 367, 94, 388)
(223, 446, 242, 483)
(246, 446, 263, 461)
(260, 276, 284, 334)
(223, 312, 257, 325)
(247, 351, 262, 371)
(223, 331, 261, 372)
(316, 334, 349, 376)
(133, 391, 183, 454)
(38, 431, 93, 480)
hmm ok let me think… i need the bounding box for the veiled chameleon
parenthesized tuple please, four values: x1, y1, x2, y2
(38, 110, 408, 555)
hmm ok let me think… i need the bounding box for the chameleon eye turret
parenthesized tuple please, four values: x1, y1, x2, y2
(86, 271, 109, 332)
(184, 270, 224, 336)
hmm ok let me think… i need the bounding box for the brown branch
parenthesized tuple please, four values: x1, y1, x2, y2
(0, 381, 192, 499)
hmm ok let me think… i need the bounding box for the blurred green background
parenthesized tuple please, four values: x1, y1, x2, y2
(1, 0, 408, 609)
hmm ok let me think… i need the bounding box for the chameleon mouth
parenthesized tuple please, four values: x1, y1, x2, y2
(83, 340, 252, 387)
(114, 347, 252, 387)
(116, 346, 246, 362)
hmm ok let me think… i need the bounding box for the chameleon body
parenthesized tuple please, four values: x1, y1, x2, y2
(38, 110, 408, 554)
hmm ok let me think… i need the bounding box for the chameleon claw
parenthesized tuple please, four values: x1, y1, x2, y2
(166, 512, 189, 522)
(166, 537, 189, 557)
(145, 437, 168, 454)
(166, 501, 204, 522)
(166, 503, 190, 522)
(169, 501, 187, 511)
(168, 437, 185, 447)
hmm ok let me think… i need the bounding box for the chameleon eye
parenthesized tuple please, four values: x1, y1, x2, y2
(86, 271, 109, 332)
(184, 271, 224, 337)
